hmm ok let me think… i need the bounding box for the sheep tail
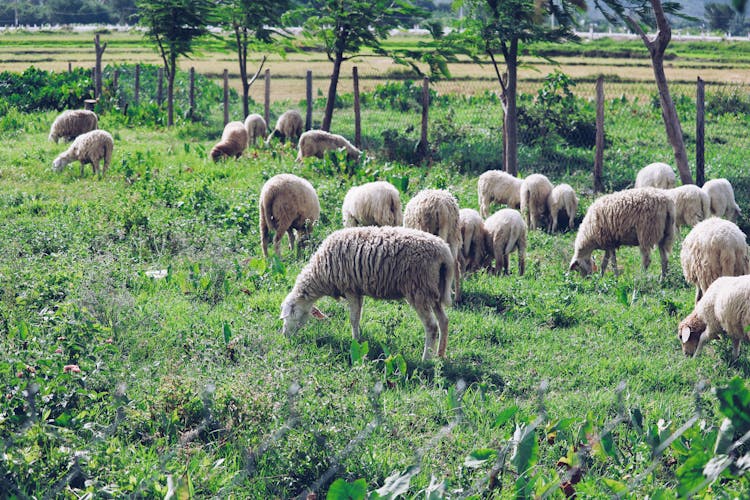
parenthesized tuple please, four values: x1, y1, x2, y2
(662, 203, 676, 251)
(440, 259, 454, 307)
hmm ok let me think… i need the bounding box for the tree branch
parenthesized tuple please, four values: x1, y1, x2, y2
(623, 13, 654, 50)
(246, 55, 267, 90)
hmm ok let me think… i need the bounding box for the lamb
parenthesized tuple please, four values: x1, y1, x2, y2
(569, 187, 676, 279)
(680, 217, 749, 303)
(210, 121, 249, 161)
(259, 173, 320, 259)
(477, 170, 523, 217)
(547, 183, 579, 232)
(48, 109, 98, 142)
(458, 208, 489, 274)
(678, 275, 750, 361)
(342, 181, 402, 227)
(520, 173, 553, 230)
(403, 189, 462, 301)
(702, 178, 741, 222)
(484, 208, 527, 276)
(634, 162, 676, 189)
(280, 226, 454, 361)
(265, 109, 303, 145)
(297, 130, 362, 162)
(665, 184, 711, 228)
(52, 129, 113, 176)
(244, 113, 267, 147)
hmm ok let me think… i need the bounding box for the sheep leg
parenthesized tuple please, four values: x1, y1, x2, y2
(694, 329, 713, 357)
(550, 211, 558, 233)
(640, 247, 652, 273)
(346, 295, 364, 340)
(518, 250, 525, 276)
(79, 161, 85, 177)
(415, 304, 440, 361)
(600, 251, 611, 276)
(435, 303, 449, 358)
(260, 220, 270, 259)
(611, 251, 619, 276)
(92, 158, 100, 175)
(732, 338, 742, 362)
(659, 245, 669, 281)
(502, 254, 510, 275)
(287, 229, 296, 252)
(454, 260, 461, 303)
(272, 225, 288, 257)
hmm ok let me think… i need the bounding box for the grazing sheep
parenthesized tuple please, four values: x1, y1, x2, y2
(680, 217, 749, 303)
(520, 173, 553, 231)
(265, 109, 303, 145)
(484, 208, 527, 276)
(702, 178, 741, 222)
(297, 130, 362, 162)
(52, 129, 113, 176)
(244, 113, 267, 147)
(48, 109, 98, 142)
(458, 208, 489, 274)
(666, 184, 711, 228)
(634, 162, 676, 189)
(210, 121, 249, 161)
(259, 174, 320, 259)
(342, 181, 402, 227)
(547, 183, 579, 232)
(280, 226, 454, 361)
(678, 275, 750, 360)
(403, 189, 462, 301)
(569, 187, 676, 279)
(477, 170, 523, 217)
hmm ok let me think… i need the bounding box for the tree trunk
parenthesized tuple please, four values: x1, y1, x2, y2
(504, 39, 519, 176)
(167, 56, 176, 127)
(236, 27, 249, 118)
(322, 51, 344, 132)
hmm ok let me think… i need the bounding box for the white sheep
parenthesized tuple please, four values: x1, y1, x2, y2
(680, 217, 749, 303)
(477, 170, 523, 217)
(484, 208, 527, 276)
(665, 184, 711, 228)
(244, 113, 267, 147)
(403, 189, 462, 301)
(52, 129, 113, 176)
(265, 110, 303, 145)
(569, 187, 676, 279)
(678, 275, 750, 360)
(702, 178, 741, 222)
(210, 121, 249, 161)
(458, 208, 489, 274)
(48, 109, 98, 142)
(547, 183, 579, 233)
(342, 181, 402, 227)
(259, 174, 320, 259)
(297, 130, 361, 162)
(520, 173, 553, 231)
(634, 162, 676, 189)
(280, 226, 454, 361)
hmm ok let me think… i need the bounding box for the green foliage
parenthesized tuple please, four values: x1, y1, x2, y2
(0, 66, 93, 112)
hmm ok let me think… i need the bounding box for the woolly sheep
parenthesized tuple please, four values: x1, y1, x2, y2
(477, 170, 523, 217)
(547, 183, 579, 232)
(702, 178, 741, 222)
(569, 187, 676, 279)
(280, 226, 454, 361)
(342, 181, 402, 227)
(520, 173, 553, 231)
(665, 184, 711, 228)
(259, 173, 320, 259)
(484, 208, 527, 276)
(458, 208, 489, 274)
(210, 121, 248, 161)
(48, 109, 98, 143)
(634, 162, 676, 189)
(265, 110, 303, 145)
(52, 129, 113, 176)
(403, 189, 462, 301)
(680, 217, 749, 303)
(678, 275, 750, 360)
(244, 113, 267, 147)
(297, 130, 362, 162)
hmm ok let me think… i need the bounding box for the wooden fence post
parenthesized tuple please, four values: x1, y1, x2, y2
(417, 76, 430, 161)
(306, 70, 313, 131)
(91, 67, 96, 97)
(93, 33, 106, 99)
(264, 69, 271, 128)
(134, 64, 140, 106)
(189, 67, 195, 120)
(223, 68, 229, 126)
(594, 75, 605, 193)
(353, 66, 361, 148)
(696, 77, 705, 187)
(68, 61, 72, 73)
(157, 67, 164, 107)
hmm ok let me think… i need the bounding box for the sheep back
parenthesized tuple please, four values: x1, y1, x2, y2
(342, 181, 402, 227)
(477, 170, 522, 216)
(547, 183, 579, 232)
(49, 109, 98, 142)
(703, 178, 741, 221)
(266, 110, 303, 144)
(520, 173, 553, 230)
(211, 121, 249, 161)
(458, 208, 488, 273)
(667, 184, 711, 227)
(403, 189, 460, 259)
(52, 129, 113, 175)
(297, 130, 361, 162)
(634, 162, 676, 189)
(244, 113, 267, 146)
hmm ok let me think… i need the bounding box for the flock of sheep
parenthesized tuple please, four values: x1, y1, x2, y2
(46, 108, 750, 363)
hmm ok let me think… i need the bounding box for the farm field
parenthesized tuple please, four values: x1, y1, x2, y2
(2, 31, 750, 498)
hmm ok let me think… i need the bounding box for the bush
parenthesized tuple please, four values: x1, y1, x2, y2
(0, 67, 93, 112)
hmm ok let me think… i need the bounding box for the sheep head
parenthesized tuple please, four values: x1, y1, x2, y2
(52, 154, 71, 172)
(678, 312, 707, 357)
(280, 293, 313, 336)
(569, 256, 594, 276)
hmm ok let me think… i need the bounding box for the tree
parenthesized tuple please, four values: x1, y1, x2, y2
(456, 0, 583, 175)
(731, 0, 748, 34)
(137, 0, 214, 126)
(705, 3, 735, 32)
(593, 0, 693, 184)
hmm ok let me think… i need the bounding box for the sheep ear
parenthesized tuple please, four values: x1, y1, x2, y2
(568, 261, 579, 272)
(311, 307, 328, 320)
(680, 326, 692, 344)
(280, 300, 294, 319)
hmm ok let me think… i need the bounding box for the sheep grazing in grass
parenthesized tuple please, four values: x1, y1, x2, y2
(678, 275, 750, 360)
(666, 184, 711, 228)
(569, 187, 676, 279)
(477, 170, 523, 217)
(520, 173, 553, 231)
(680, 217, 749, 303)
(342, 181, 402, 227)
(484, 208, 527, 276)
(280, 226, 454, 361)
(266, 110, 303, 145)
(210, 121, 248, 161)
(259, 173, 320, 259)
(547, 183, 579, 232)
(52, 129, 113, 176)
(48, 109, 98, 143)
(702, 178, 741, 222)
(634, 162, 676, 189)
(458, 208, 489, 274)
(244, 113, 267, 147)
(297, 130, 361, 162)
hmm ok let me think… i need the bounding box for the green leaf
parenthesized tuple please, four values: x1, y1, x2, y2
(326, 478, 367, 500)
(602, 477, 627, 494)
(715, 376, 750, 434)
(511, 423, 539, 475)
(649, 488, 678, 500)
(493, 406, 519, 428)
(223, 322, 231, 345)
(464, 448, 498, 468)
(350, 338, 369, 365)
(676, 447, 712, 497)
